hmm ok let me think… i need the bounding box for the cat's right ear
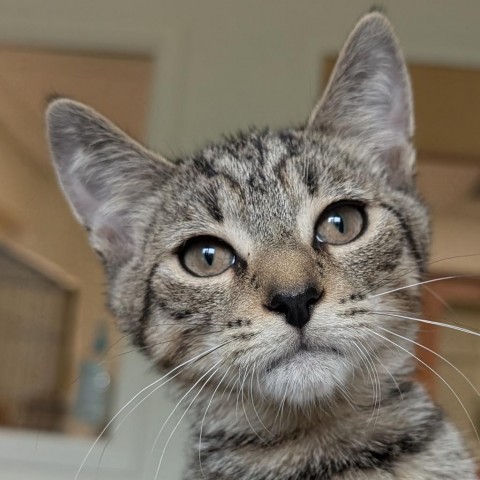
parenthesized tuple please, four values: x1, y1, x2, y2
(308, 13, 414, 187)
(46, 99, 173, 269)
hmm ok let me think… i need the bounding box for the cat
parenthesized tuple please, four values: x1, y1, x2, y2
(46, 12, 476, 480)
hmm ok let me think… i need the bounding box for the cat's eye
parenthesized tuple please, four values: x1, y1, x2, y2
(180, 237, 236, 277)
(315, 203, 365, 245)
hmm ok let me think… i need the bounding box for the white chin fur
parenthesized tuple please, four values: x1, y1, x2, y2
(260, 351, 351, 406)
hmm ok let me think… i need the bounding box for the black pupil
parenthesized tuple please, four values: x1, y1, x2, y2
(202, 246, 216, 266)
(328, 214, 345, 234)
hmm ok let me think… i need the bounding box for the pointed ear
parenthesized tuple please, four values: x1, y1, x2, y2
(46, 99, 172, 268)
(308, 13, 414, 186)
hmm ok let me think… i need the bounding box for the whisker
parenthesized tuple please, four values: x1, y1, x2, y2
(363, 335, 399, 421)
(366, 327, 480, 443)
(98, 330, 225, 365)
(373, 311, 480, 339)
(377, 325, 480, 403)
(227, 371, 242, 403)
(370, 274, 477, 299)
(240, 365, 269, 446)
(154, 360, 225, 480)
(249, 363, 275, 437)
(147, 358, 225, 472)
(422, 285, 459, 322)
(351, 341, 376, 420)
(102, 334, 128, 358)
(354, 341, 380, 425)
(74, 342, 231, 480)
(255, 365, 269, 403)
(96, 366, 186, 480)
(336, 381, 357, 411)
(198, 365, 232, 478)
(350, 340, 367, 384)
(366, 335, 405, 402)
(357, 253, 480, 301)
(68, 329, 226, 388)
(220, 370, 239, 402)
(236, 368, 249, 420)
(427, 252, 480, 266)
(273, 382, 289, 429)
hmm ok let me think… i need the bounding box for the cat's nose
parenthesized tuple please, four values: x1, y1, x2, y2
(266, 286, 323, 329)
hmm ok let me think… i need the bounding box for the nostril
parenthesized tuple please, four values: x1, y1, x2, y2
(266, 295, 288, 315)
(265, 285, 323, 329)
(305, 286, 323, 311)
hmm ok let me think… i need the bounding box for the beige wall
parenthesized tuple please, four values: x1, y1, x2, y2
(0, 0, 479, 274)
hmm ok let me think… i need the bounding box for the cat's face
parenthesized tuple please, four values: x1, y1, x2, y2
(46, 13, 429, 407)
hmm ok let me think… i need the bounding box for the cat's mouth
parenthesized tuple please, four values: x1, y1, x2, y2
(265, 341, 343, 373)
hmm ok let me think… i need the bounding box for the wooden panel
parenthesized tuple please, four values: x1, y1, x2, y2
(0, 48, 153, 175)
(0, 206, 20, 237)
(0, 48, 153, 436)
(412, 64, 480, 162)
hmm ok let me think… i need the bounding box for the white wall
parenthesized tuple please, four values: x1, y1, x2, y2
(1, 1, 480, 478)
(3, 1, 480, 152)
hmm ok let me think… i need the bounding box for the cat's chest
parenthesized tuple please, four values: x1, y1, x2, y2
(190, 433, 398, 480)
(194, 423, 378, 479)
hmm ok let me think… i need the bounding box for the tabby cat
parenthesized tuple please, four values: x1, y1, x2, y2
(46, 12, 476, 480)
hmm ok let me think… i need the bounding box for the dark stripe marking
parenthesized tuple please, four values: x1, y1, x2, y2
(273, 154, 290, 187)
(202, 189, 224, 223)
(301, 159, 320, 196)
(380, 202, 424, 271)
(135, 261, 158, 348)
(251, 135, 266, 165)
(192, 153, 217, 178)
(201, 408, 443, 478)
(278, 129, 303, 157)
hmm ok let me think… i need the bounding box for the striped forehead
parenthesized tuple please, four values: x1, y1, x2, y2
(188, 133, 306, 235)
(183, 131, 368, 227)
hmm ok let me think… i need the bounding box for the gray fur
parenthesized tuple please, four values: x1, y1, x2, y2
(46, 12, 476, 479)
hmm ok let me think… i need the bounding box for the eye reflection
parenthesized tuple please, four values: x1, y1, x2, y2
(181, 237, 236, 277)
(315, 204, 365, 245)
(202, 247, 215, 266)
(328, 214, 345, 234)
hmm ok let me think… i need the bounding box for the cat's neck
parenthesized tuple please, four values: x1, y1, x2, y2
(192, 371, 411, 439)
(181, 372, 435, 480)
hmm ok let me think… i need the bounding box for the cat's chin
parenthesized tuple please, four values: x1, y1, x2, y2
(260, 349, 351, 407)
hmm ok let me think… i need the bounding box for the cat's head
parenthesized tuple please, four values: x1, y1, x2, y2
(46, 13, 429, 407)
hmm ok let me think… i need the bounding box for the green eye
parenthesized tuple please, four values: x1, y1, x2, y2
(315, 203, 365, 245)
(181, 237, 236, 277)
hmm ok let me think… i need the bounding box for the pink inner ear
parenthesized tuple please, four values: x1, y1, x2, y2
(60, 163, 133, 265)
(63, 175, 100, 227)
(370, 62, 412, 149)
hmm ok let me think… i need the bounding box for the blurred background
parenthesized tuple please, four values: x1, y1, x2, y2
(0, 1, 479, 479)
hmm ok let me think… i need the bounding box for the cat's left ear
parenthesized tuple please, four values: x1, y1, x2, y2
(46, 99, 174, 270)
(308, 13, 414, 186)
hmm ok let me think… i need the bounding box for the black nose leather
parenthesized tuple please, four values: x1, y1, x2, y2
(266, 286, 322, 329)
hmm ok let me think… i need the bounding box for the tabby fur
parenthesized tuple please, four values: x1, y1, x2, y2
(46, 12, 476, 480)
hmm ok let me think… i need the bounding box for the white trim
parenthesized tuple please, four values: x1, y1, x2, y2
(0, 350, 186, 479)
